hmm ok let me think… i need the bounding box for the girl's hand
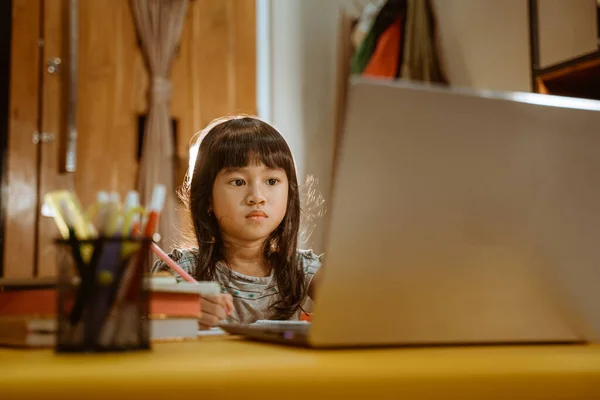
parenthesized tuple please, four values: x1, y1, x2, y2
(198, 293, 234, 330)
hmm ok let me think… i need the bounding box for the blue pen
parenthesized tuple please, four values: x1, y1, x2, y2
(88, 192, 125, 346)
(88, 237, 122, 346)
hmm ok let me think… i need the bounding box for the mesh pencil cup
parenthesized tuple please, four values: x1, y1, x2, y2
(55, 236, 152, 353)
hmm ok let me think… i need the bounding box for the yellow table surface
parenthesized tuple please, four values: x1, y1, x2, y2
(1, 338, 600, 399)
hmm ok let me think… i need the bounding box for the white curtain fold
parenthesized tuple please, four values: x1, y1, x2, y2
(130, 0, 189, 250)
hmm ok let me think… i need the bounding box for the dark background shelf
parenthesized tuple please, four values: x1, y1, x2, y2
(529, 0, 600, 101)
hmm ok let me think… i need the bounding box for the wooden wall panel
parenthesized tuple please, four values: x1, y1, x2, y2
(73, 0, 139, 208)
(37, 0, 68, 277)
(3, 0, 41, 278)
(172, 0, 257, 188)
(194, 0, 236, 126)
(233, 0, 257, 114)
(170, 8, 194, 190)
(38, 0, 142, 276)
(4, 0, 257, 277)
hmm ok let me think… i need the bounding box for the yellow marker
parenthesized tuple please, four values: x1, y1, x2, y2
(121, 206, 145, 237)
(44, 190, 96, 240)
(44, 190, 97, 261)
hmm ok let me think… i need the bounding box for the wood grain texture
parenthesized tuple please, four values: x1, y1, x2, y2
(73, 0, 139, 208)
(3, 0, 42, 278)
(172, 0, 257, 195)
(37, 0, 141, 276)
(37, 0, 68, 277)
(232, 0, 257, 115)
(5, 0, 256, 277)
(192, 0, 231, 128)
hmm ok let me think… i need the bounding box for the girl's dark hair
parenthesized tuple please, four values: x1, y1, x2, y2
(181, 116, 304, 320)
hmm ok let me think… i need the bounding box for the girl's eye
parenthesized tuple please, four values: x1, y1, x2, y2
(230, 179, 245, 187)
(266, 178, 279, 186)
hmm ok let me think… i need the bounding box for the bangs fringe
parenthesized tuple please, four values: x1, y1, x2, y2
(209, 129, 292, 176)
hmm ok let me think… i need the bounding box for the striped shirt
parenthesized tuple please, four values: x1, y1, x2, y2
(151, 248, 322, 323)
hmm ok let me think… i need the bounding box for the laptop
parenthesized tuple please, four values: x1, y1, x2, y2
(220, 77, 600, 348)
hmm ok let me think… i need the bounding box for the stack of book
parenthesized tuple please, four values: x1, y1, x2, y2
(146, 274, 220, 341)
(0, 277, 57, 347)
(0, 275, 220, 347)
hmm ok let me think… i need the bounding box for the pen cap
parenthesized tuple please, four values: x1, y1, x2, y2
(124, 191, 140, 210)
(96, 191, 109, 204)
(109, 192, 121, 205)
(149, 185, 166, 212)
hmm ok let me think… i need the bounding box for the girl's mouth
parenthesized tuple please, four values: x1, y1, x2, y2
(246, 210, 268, 220)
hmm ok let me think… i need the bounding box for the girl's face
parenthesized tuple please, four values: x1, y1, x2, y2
(212, 162, 289, 243)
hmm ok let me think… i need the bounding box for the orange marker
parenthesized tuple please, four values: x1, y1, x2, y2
(143, 184, 165, 238)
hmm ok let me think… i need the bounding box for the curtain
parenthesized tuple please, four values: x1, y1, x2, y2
(130, 0, 189, 249)
(400, 0, 447, 83)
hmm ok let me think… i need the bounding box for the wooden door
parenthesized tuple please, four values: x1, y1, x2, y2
(37, 0, 71, 277)
(37, 0, 142, 277)
(3, 0, 257, 279)
(4, 0, 43, 279)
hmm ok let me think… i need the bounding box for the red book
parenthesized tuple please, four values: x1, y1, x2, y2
(0, 288, 201, 318)
(0, 289, 56, 316)
(149, 292, 201, 317)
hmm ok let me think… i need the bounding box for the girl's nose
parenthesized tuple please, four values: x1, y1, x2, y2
(246, 184, 266, 205)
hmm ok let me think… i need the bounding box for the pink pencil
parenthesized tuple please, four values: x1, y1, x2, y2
(137, 185, 198, 283)
(150, 242, 197, 283)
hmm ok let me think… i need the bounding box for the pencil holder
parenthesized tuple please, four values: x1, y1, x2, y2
(54, 236, 152, 353)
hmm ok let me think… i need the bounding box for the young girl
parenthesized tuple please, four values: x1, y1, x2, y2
(152, 116, 323, 329)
